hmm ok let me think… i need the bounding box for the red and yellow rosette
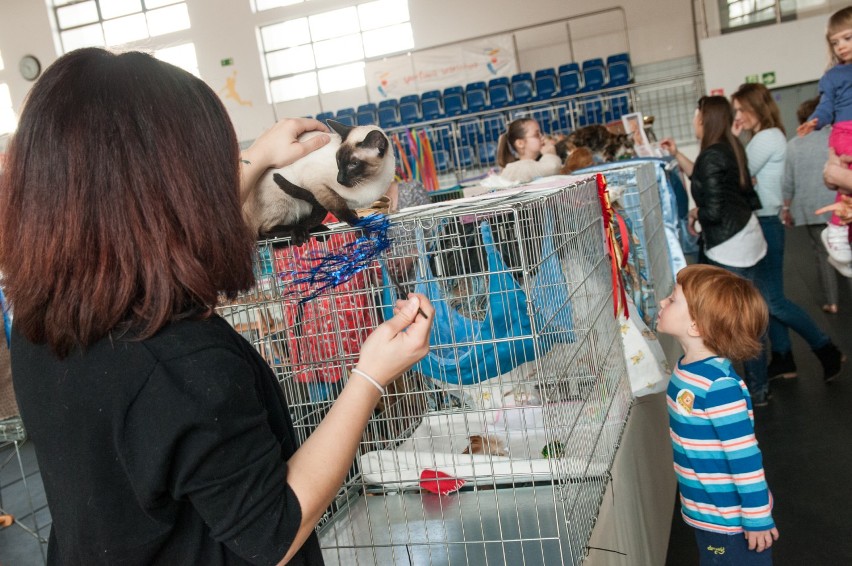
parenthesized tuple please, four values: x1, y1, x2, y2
(596, 173, 630, 319)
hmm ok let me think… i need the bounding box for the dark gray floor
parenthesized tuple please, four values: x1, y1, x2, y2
(666, 225, 852, 565)
(1, 226, 849, 565)
(0, 434, 49, 565)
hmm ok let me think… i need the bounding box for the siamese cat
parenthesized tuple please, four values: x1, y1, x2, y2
(243, 120, 396, 243)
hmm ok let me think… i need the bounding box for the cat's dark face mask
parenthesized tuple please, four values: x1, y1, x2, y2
(334, 128, 389, 188)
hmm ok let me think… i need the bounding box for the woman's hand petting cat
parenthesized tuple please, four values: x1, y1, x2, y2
(239, 118, 331, 205)
(354, 294, 434, 388)
(243, 118, 331, 170)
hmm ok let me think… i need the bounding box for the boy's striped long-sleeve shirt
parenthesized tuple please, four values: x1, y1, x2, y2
(666, 356, 775, 534)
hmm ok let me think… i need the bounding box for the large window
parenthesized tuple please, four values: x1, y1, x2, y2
(260, 0, 414, 103)
(720, 0, 802, 31)
(50, 1, 199, 77)
(52, 0, 192, 52)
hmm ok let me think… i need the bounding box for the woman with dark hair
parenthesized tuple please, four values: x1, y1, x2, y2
(732, 83, 844, 385)
(661, 96, 770, 403)
(0, 48, 433, 565)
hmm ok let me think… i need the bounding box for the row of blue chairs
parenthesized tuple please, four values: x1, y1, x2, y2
(315, 54, 633, 128)
(389, 90, 635, 176)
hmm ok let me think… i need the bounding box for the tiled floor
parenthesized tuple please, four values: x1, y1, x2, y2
(1, 225, 849, 565)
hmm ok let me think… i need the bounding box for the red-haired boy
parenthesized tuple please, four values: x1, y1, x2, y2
(658, 264, 779, 564)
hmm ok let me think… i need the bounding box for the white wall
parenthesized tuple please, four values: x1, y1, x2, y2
(0, 0, 696, 145)
(700, 13, 831, 97)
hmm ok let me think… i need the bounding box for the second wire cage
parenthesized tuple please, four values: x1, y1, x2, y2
(218, 176, 633, 565)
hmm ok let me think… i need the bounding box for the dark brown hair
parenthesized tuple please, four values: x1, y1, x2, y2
(496, 117, 535, 168)
(731, 83, 786, 136)
(697, 96, 750, 190)
(677, 265, 768, 362)
(0, 48, 255, 357)
(797, 96, 821, 125)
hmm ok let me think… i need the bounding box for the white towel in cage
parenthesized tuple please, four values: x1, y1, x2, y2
(358, 401, 618, 489)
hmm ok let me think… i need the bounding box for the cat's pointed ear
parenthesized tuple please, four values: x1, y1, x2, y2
(326, 119, 354, 139)
(362, 129, 389, 158)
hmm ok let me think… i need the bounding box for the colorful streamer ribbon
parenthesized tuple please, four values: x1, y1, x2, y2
(596, 173, 630, 319)
(284, 214, 392, 304)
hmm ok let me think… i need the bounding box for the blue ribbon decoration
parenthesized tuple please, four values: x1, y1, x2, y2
(283, 214, 392, 304)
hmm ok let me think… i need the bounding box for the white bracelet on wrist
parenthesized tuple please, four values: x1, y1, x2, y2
(351, 368, 384, 395)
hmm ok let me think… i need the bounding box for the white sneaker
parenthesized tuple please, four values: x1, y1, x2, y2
(828, 255, 852, 278)
(821, 224, 852, 263)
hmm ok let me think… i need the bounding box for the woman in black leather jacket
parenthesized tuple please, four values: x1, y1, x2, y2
(661, 96, 771, 404)
(662, 96, 766, 266)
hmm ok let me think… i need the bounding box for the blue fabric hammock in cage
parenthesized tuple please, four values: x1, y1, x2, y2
(0, 287, 10, 348)
(381, 216, 574, 386)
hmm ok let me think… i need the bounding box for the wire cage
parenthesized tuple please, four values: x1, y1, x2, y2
(576, 160, 676, 325)
(217, 177, 633, 565)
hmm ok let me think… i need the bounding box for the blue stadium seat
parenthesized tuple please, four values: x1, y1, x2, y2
(421, 97, 443, 121)
(605, 60, 632, 87)
(534, 74, 558, 100)
(434, 149, 451, 172)
(608, 90, 631, 120)
(557, 70, 581, 96)
(458, 118, 483, 146)
(399, 99, 421, 124)
(428, 126, 454, 151)
(481, 112, 505, 143)
(534, 68, 557, 79)
(357, 103, 377, 113)
(557, 62, 580, 76)
(465, 81, 487, 92)
(454, 144, 475, 169)
(356, 109, 377, 125)
(487, 82, 511, 109)
(336, 107, 356, 118)
(554, 104, 574, 133)
(479, 140, 498, 167)
(606, 52, 630, 65)
(443, 90, 465, 117)
(443, 85, 464, 96)
(580, 67, 606, 92)
(335, 114, 355, 126)
(316, 111, 335, 123)
(465, 86, 488, 114)
(421, 90, 442, 101)
(378, 98, 398, 109)
(577, 95, 604, 125)
(530, 105, 554, 135)
(511, 79, 534, 104)
(582, 58, 605, 72)
(488, 76, 510, 88)
(377, 106, 400, 128)
(510, 72, 533, 85)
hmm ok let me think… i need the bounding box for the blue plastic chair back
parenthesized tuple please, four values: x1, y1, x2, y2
(378, 99, 398, 109)
(356, 109, 377, 125)
(534, 75, 558, 100)
(421, 98, 443, 121)
(581, 67, 606, 92)
(535, 68, 556, 79)
(422, 90, 442, 101)
(488, 83, 511, 109)
(488, 76, 510, 88)
(378, 106, 400, 128)
(582, 58, 605, 71)
(466, 89, 488, 113)
(443, 91, 465, 117)
(558, 62, 580, 75)
(399, 100, 421, 124)
(511, 80, 534, 104)
(558, 71, 581, 96)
